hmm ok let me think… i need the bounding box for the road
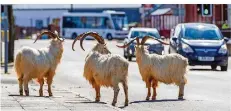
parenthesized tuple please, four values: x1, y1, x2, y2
(13, 39, 231, 111)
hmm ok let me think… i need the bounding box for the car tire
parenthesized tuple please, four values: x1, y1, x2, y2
(211, 65, 217, 70)
(128, 56, 132, 61)
(168, 47, 171, 54)
(71, 33, 77, 39)
(124, 47, 128, 59)
(220, 65, 228, 71)
(106, 34, 113, 40)
(127, 48, 132, 61)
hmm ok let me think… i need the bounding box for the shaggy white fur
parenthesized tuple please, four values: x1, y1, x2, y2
(14, 32, 64, 97)
(117, 36, 188, 100)
(72, 32, 129, 106)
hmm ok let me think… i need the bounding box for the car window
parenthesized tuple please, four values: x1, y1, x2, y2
(174, 25, 181, 38)
(130, 30, 161, 39)
(184, 27, 222, 40)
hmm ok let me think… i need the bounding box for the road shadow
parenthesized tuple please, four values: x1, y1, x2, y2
(9, 94, 45, 97)
(79, 101, 107, 104)
(9, 94, 55, 98)
(189, 68, 219, 71)
(130, 99, 185, 104)
(118, 105, 128, 109)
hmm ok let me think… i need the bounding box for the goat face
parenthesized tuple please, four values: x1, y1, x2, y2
(50, 39, 64, 49)
(135, 45, 149, 55)
(93, 43, 111, 54)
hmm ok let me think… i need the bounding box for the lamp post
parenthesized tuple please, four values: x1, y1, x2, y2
(3, 5, 8, 73)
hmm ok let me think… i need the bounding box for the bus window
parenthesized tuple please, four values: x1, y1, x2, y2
(103, 17, 113, 29)
(111, 14, 128, 30)
(96, 17, 112, 29)
(63, 16, 84, 28)
(85, 17, 96, 28)
(63, 16, 74, 28)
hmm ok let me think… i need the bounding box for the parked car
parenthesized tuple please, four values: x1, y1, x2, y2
(169, 23, 229, 71)
(123, 27, 165, 61)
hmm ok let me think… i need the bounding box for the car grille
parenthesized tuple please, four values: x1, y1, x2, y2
(194, 48, 217, 56)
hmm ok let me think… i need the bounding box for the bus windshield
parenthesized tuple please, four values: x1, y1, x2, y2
(111, 14, 128, 30)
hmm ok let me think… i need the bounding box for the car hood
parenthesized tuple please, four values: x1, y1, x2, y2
(132, 38, 160, 45)
(182, 39, 223, 47)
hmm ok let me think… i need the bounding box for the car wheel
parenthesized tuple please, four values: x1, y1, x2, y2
(106, 34, 113, 40)
(127, 48, 132, 61)
(168, 47, 171, 54)
(128, 55, 132, 61)
(211, 65, 217, 70)
(71, 33, 77, 39)
(220, 65, 228, 71)
(123, 47, 128, 59)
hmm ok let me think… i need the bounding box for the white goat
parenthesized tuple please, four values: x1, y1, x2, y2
(72, 32, 129, 106)
(117, 36, 188, 100)
(14, 31, 64, 96)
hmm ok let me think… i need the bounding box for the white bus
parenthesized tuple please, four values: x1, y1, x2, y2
(60, 10, 129, 40)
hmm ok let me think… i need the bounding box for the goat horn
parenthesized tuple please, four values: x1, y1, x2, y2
(72, 33, 87, 51)
(116, 37, 139, 48)
(141, 36, 169, 45)
(79, 32, 105, 51)
(34, 31, 63, 43)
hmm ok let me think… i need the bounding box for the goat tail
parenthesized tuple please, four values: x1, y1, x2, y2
(14, 51, 22, 78)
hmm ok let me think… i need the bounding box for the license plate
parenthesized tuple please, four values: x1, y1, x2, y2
(198, 56, 214, 61)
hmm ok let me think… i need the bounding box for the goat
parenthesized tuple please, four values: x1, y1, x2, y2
(117, 36, 188, 100)
(72, 32, 129, 106)
(14, 31, 64, 96)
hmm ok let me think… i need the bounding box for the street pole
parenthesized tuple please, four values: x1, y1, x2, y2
(4, 5, 8, 73)
(70, 4, 73, 12)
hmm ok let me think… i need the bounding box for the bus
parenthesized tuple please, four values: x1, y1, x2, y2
(60, 10, 129, 40)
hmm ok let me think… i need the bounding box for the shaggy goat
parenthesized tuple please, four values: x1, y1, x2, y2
(72, 32, 129, 106)
(117, 36, 188, 100)
(14, 31, 64, 96)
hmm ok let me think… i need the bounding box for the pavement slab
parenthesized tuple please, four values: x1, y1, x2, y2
(1, 73, 122, 111)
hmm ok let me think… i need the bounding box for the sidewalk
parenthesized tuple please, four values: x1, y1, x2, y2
(1, 67, 122, 111)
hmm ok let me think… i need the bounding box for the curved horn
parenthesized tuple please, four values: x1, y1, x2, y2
(141, 36, 169, 45)
(54, 30, 65, 42)
(79, 32, 105, 51)
(72, 33, 87, 51)
(34, 31, 63, 43)
(116, 37, 140, 48)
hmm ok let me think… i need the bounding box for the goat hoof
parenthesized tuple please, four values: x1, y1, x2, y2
(124, 102, 128, 106)
(146, 97, 150, 101)
(152, 97, 156, 100)
(112, 102, 116, 106)
(178, 96, 184, 100)
(25, 90, 29, 96)
(19, 91, 23, 96)
(95, 99, 100, 102)
(49, 93, 53, 96)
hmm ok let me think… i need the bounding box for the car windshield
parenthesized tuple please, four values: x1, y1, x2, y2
(184, 27, 222, 40)
(130, 30, 161, 39)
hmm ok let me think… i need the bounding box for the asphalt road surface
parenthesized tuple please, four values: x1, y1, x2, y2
(13, 39, 231, 111)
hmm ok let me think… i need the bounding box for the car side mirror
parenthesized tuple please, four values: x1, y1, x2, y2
(172, 36, 177, 42)
(224, 37, 229, 43)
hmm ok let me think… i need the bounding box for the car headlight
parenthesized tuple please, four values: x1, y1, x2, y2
(182, 43, 193, 53)
(218, 44, 227, 54)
